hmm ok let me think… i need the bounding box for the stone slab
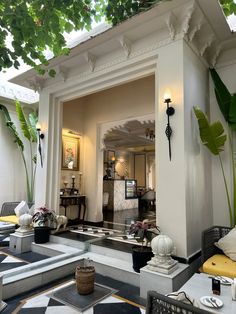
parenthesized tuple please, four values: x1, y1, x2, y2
(53, 282, 116, 312)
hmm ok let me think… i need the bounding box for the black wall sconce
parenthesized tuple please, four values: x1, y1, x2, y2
(36, 122, 44, 167)
(164, 93, 175, 161)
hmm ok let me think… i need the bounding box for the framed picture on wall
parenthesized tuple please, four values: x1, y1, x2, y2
(61, 135, 80, 170)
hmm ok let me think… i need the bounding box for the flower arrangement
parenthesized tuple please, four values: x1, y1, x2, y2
(32, 206, 57, 228)
(129, 219, 160, 246)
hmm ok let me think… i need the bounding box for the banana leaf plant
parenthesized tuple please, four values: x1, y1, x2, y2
(210, 68, 236, 227)
(193, 107, 234, 226)
(0, 101, 38, 203)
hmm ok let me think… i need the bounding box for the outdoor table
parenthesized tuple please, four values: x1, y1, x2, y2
(179, 273, 236, 313)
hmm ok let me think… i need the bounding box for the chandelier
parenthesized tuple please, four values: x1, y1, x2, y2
(145, 128, 155, 141)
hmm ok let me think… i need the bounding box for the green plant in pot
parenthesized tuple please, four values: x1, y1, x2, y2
(32, 207, 57, 243)
(129, 219, 160, 273)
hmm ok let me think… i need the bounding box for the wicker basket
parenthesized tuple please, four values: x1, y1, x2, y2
(75, 265, 95, 295)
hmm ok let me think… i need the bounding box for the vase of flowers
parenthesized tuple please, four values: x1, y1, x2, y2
(32, 207, 57, 243)
(129, 219, 160, 273)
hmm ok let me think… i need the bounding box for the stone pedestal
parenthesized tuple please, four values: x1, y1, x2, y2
(10, 232, 34, 254)
(140, 263, 189, 298)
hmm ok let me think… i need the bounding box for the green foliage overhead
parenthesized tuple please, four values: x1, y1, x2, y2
(0, 0, 106, 74)
(105, 0, 168, 26)
(193, 107, 227, 155)
(220, 0, 236, 16)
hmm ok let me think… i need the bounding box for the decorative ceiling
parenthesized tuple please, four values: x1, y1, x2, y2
(104, 120, 155, 152)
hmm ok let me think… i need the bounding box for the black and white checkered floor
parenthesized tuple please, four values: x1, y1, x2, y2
(70, 225, 145, 246)
(16, 280, 145, 313)
(0, 251, 27, 271)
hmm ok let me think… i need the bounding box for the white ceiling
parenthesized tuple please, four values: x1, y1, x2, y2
(104, 120, 155, 152)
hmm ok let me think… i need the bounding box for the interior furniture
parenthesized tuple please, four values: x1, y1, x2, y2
(202, 226, 234, 277)
(146, 290, 210, 314)
(0, 202, 20, 224)
(60, 195, 86, 222)
(139, 190, 156, 212)
(179, 272, 236, 313)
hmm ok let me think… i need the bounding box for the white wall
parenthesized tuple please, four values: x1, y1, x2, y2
(183, 41, 212, 257)
(0, 100, 33, 209)
(210, 62, 236, 226)
(63, 76, 155, 221)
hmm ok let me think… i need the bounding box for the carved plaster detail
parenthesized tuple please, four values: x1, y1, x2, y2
(84, 52, 96, 72)
(188, 14, 204, 42)
(210, 44, 222, 67)
(27, 77, 45, 92)
(199, 34, 216, 56)
(0, 81, 38, 104)
(99, 114, 155, 150)
(118, 35, 132, 58)
(58, 65, 69, 82)
(181, 0, 196, 36)
(165, 12, 177, 40)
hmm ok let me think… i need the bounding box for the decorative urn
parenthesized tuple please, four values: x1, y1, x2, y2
(147, 234, 178, 274)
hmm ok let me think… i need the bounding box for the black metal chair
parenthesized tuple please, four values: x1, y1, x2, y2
(146, 291, 211, 314)
(201, 225, 231, 263)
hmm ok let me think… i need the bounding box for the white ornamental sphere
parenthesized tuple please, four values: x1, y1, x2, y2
(151, 234, 174, 256)
(19, 213, 32, 227)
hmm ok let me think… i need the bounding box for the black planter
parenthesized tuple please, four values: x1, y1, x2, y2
(34, 226, 50, 244)
(132, 246, 153, 273)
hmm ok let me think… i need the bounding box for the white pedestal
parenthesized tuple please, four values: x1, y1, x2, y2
(10, 232, 34, 254)
(140, 263, 189, 298)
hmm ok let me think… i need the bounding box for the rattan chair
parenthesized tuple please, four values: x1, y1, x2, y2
(146, 291, 211, 314)
(201, 225, 232, 263)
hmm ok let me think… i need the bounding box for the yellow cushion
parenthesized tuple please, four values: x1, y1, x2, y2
(203, 254, 236, 278)
(0, 215, 18, 224)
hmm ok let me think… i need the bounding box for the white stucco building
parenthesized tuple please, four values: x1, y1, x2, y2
(9, 0, 236, 261)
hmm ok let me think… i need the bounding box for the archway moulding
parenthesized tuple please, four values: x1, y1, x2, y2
(99, 113, 155, 150)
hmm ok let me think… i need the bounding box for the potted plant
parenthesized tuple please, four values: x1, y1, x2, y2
(32, 206, 57, 243)
(130, 219, 160, 272)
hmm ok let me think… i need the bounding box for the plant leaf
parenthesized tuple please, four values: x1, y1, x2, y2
(193, 107, 227, 155)
(28, 112, 38, 142)
(229, 94, 236, 131)
(0, 104, 24, 151)
(16, 100, 31, 141)
(210, 68, 231, 122)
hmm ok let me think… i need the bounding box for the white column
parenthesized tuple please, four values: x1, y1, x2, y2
(155, 40, 187, 258)
(35, 92, 62, 212)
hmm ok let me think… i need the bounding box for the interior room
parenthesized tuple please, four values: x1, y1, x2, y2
(60, 75, 155, 227)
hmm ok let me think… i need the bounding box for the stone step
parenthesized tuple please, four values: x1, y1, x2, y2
(31, 241, 82, 257)
(2, 250, 139, 299)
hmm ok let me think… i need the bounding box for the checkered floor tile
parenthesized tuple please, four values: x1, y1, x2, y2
(0, 252, 27, 271)
(70, 226, 144, 246)
(16, 281, 145, 314)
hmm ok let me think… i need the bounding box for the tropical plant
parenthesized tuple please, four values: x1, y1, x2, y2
(209, 68, 236, 227)
(129, 219, 160, 246)
(193, 107, 234, 226)
(0, 101, 38, 203)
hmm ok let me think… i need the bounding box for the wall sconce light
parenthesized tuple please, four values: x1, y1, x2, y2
(164, 93, 175, 161)
(36, 122, 44, 167)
